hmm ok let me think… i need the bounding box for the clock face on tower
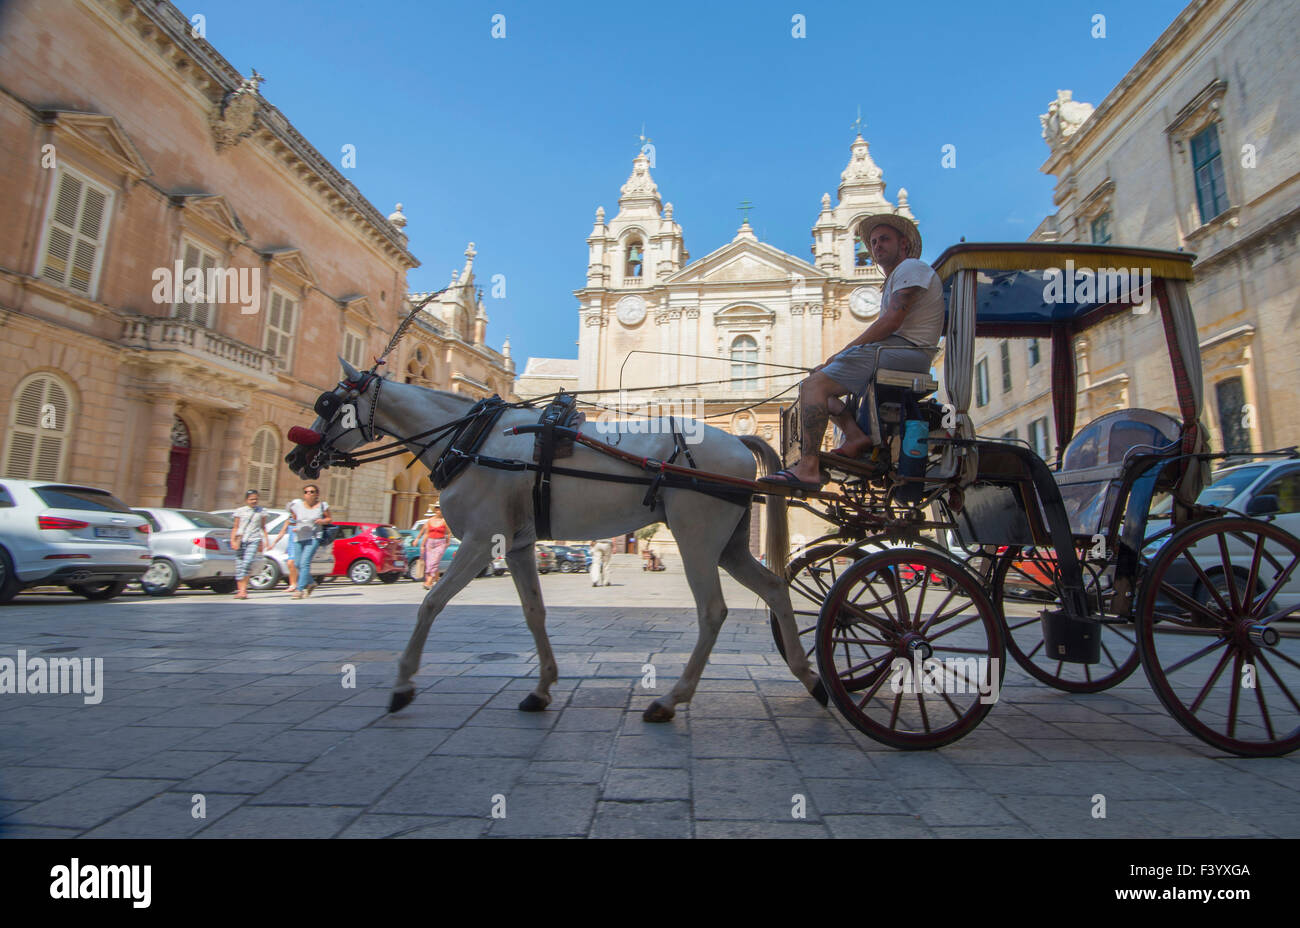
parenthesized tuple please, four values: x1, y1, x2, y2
(849, 286, 882, 320)
(616, 295, 647, 326)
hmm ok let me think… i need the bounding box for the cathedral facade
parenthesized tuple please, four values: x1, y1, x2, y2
(572, 136, 922, 551)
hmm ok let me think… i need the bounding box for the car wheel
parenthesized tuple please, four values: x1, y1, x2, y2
(0, 547, 22, 604)
(408, 559, 426, 582)
(141, 559, 181, 596)
(208, 579, 237, 595)
(248, 559, 281, 591)
(69, 581, 128, 601)
(379, 572, 400, 584)
(493, 568, 506, 577)
(1195, 569, 1263, 608)
(348, 559, 377, 584)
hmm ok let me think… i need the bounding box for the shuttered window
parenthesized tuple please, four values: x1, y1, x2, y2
(265, 290, 297, 371)
(327, 472, 349, 518)
(342, 329, 366, 369)
(172, 240, 219, 327)
(246, 427, 279, 502)
(39, 168, 112, 297)
(4, 373, 74, 481)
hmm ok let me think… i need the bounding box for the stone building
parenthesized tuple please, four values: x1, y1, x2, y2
(967, 0, 1299, 462)
(0, 0, 420, 522)
(568, 137, 925, 550)
(514, 358, 579, 401)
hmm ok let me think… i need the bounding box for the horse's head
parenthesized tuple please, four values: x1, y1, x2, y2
(286, 357, 382, 478)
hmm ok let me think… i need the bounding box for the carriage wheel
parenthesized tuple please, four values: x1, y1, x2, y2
(771, 536, 954, 670)
(1136, 517, 1300, 756)
(992, 546, 1140, 693)
(817, 548, 1006, 749)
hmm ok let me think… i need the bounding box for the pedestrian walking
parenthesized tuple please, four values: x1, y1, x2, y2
(272, 484, 331, 599)
(589, 538, 613, 586)
(230, 489, 272, 600)
(416, 503, 449, 590)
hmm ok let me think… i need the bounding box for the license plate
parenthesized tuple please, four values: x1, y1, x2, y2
(94, 526, 131, 539)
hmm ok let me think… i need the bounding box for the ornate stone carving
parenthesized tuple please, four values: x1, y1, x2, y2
(685, 306, 699, 319)
(211, 70, 264, 152)
(584, 313, 607, 327)
(1039, 90, 1094, 151)
(620, 153, 659, 199)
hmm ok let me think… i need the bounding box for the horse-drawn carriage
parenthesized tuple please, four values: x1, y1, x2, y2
(285, 242, 1299, 758)
(772, 242, 1300, 756)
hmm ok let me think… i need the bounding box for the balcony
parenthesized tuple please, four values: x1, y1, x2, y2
(120, 315, 276, 381)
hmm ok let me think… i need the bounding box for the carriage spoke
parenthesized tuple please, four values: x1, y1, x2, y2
(1250, 659, 1276, 742)
(1187, 647, 1234, 715)
(1254, 651, 1300, 715)
(1226, 651, 1244, 738)
(1216, 535, 1242, 614)
(1179, 550, 1235, 619)
(916, 691, 931, 733)
(1162, 636, 1230, 676)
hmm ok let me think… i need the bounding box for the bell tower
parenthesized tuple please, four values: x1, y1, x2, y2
(811, 135, 915, 277)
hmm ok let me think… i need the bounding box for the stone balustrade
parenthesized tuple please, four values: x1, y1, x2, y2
(120, 315, 274, 376)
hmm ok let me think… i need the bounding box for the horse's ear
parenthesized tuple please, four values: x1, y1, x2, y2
(339, 356, 361, 383)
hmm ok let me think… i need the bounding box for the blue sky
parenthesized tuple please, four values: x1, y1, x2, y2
(196, 0, 1188, 364)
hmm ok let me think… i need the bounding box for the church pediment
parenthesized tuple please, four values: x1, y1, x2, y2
(173, 193, 249, 246)
(260, 247, 318, 289)
(667, 240, 824, 285)
(714, 302, 776, 326)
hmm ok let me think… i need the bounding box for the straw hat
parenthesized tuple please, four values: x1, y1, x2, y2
(858, 213, 922, 261)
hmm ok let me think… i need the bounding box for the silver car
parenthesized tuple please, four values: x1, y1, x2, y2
(210, 508, 332, 591)
(133, 508, 239, 596)
(0, 479, 152, 602)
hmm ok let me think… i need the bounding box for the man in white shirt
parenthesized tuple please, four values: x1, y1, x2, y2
(761, 214, 943, 490)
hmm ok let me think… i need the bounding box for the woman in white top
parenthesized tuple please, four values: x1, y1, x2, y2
(230, 489, 272, 600)
(272, 484, 331, 598)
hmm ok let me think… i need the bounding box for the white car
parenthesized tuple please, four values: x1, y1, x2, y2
(1148, 458, 1300, 606)
(0, 479, 151, 603)
(132, 508, 240, 596)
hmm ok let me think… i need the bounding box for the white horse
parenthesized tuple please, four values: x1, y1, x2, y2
(286, 359, 827, 721)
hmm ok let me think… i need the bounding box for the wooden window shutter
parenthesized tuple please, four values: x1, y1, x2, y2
(41, 172, 83, 287)
(4, 374, 72, 481)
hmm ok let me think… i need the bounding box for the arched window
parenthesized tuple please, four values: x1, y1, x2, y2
(730, 336, 759, 392)
(4, 372, 74, 480)
(625, 237, 644, 279)
(854, 231, 872, 267)
(246, 426, 280, 502)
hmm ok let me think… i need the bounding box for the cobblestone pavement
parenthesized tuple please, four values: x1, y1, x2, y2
(2, 555, 1297, 838)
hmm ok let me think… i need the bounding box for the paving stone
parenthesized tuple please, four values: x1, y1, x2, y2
(486, 785, 599, 836)
(338, 814, 489, 838)
(823, 814, 935, 838)
(178, 760, 300, 794)
(372, 755, 529, 817)
(2, 777, 176, 830)
(693, 758, 815, 822)
(689, 720, 789, 759)
(695, 819, 828, 838)
(591, 801, 691, 838)
(603, 767, 690, 801)
(195, 805, 360, 838)
(81, 791, 246, 838)
(0, 765, 105, 801)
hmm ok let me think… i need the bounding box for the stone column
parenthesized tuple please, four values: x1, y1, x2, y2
(215, 408, 250, 508)
(138, 393, 180, 507)
(392, 491, 418, 528)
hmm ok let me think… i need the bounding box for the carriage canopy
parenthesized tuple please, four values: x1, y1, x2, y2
(930, 242, 1205, 492)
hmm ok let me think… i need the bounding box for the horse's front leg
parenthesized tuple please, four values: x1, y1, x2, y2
(389, 533, 496, 713)
(504, 542, 557, 710)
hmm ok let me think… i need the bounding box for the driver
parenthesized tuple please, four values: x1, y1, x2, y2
(760, 213, 943, 490)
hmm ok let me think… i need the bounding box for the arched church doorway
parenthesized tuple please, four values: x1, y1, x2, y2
(164, 415, 191, 507)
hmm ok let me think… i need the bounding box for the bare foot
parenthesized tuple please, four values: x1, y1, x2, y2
(829, 437, 874, 458)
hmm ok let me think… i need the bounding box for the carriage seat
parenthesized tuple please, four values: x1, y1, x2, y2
(848, 368, 940, 447)
(1054, 409, 1182, 535)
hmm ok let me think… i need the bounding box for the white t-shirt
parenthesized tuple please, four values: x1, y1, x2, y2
(883, 258, 945, 348)
(287, 499, 329, 541)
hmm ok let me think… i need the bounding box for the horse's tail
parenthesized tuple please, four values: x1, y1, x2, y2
(739, 435, 789, 581)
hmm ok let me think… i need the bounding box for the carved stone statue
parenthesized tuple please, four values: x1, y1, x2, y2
(1039, 90, 1094, 150)
(211, 70, 265, 152)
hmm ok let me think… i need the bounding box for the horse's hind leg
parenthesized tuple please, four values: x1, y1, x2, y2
(643, 506, 735, 722)
(718, 523, 827, 705)
(390, 534, 495, 713)
(505, 542, 558, 711)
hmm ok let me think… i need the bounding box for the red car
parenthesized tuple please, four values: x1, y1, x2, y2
(321, 522, 406, 584)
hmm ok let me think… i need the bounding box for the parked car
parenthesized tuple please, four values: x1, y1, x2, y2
(551, 544, 592, 573)
(132, 508, 239, 595)
(536, 544, 556, 574)
(398, 529, 423, 580)
(210, 508, 331, 591)
(326, 521, 406, 584)
(0, 479, 151, 603)
(1147, 459, 1300, 606)
(437, 539, 506, 578)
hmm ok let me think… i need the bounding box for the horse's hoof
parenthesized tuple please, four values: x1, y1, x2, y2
(810, 678, 829, 707)
(642, 702, 675, 723)
(518, 693, 549, 712)
(388, 689, 415, 713)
